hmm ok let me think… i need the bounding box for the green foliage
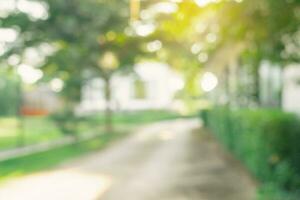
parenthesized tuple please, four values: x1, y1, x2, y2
(50, 110, 81, 136)
(0, 71, 21, 116)
(1, 0, 149, 108)
(202, 107, 300, 198)
(257, 183, 300, 200)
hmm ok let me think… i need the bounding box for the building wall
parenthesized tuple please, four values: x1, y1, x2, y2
(259, 61, 282, 108)
(23, 84, 62, 114)
(282, 65, 300, 115)
(78, 63, 183, 113)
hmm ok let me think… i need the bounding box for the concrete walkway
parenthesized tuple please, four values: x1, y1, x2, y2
(0, 119, 257, 200)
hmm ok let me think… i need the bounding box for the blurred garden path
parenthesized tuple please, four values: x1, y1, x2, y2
(0, 119, 257, 200)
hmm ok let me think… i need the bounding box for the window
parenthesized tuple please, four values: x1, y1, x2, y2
(134, 79, 146, 99)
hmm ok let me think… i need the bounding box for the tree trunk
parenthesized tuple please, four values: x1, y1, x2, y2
(224, 65, 230, 106)
(17, 79, 25, 147)
(278, 67, 283, 108)
(253, 61, 261, 106)
(104, 76, 113, 133)
(17, 116, 25, 147)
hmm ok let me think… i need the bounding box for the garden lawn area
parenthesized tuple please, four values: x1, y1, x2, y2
(0, 110, 183, 182)
(0, 117, 61, 150)
(91, 110, 182, 125)
(0, 110, 181, 151)
(0, 132, 124, 183)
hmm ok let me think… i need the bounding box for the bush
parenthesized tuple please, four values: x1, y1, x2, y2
(202, 107, 300, 198)
(51, 110, 82, 136)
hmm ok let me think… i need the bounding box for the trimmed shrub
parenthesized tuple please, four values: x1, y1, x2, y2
(202, 107, 300, 198)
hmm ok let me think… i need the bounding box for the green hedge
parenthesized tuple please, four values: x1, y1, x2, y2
(202, 107, 300, 199)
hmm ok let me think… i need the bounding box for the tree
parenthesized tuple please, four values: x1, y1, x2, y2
(1, 0, 149, 133)
(213, 0, 300, 106)
(151, 0, 300, 107)
(35, 0, 147, 132)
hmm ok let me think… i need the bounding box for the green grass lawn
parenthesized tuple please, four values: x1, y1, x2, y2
(0, 110, 183, 182)
(84, 110, 182, 126)
(0, 110, 181, 150)
(0, 117, 62, 150)
(0, 131, 126, 183)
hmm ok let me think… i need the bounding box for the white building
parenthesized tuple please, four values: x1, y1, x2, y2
(77, 62, 184, 113)
(255, 63, 300, 115)
(282, 65, 300, 115)
(23, 84, 62, 114)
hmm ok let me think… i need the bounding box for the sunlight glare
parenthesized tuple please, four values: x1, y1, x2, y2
(206, 33, 217, 43)
(201, 72, 218, 92)
(133, 22, 156, 37)
(99, 52, 119, 70)
(50, 78, 64, 92)
(0, 28, 18, 43)
(0, 170, 112, 200)
(195, 0, 213, 7)
(191, 43, 202, 54)
(198, 52, 209, 63)
(17, 64, 43, 84)
(17, 0, 48, 20)
(171, 77, 185, 91)
(147, 40, 162, 52)
(152, 2, 178, 14)
(7, 55, 21, 66)
(0, 0, 15, 17)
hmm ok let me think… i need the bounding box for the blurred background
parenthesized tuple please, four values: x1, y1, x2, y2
(0, 0, 300, 199)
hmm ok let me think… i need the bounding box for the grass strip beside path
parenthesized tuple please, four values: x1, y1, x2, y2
(0, 110, 190, 182)
(0, 131, 126, 183)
